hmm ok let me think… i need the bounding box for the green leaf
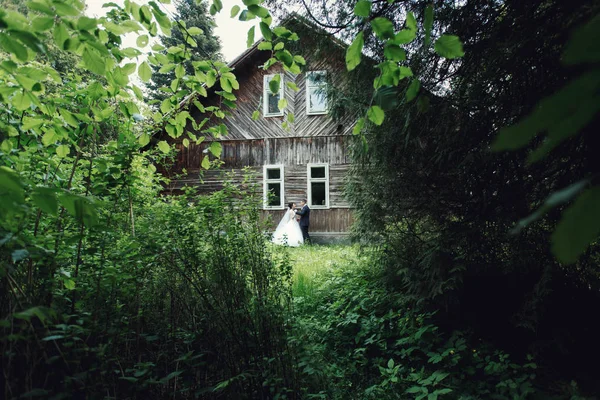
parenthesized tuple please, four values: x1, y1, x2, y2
(220, 76, 232, 92)
(138, 61, 152, 82)
(367, 105, 385, 125)
(12, 91, 30, 111)
(406, 79, 420, 102)
(77, 16, 97, 31)
(287, 112, 294, 123)
(136, 34, 149, 47)
(82, 47, 106, 75)
(434, 35, 465, 59)
(157, 140, 170, 153)
(53, 22, 69, 49)
(248, 4, 269, 18)
(286, 82, 299, 92)
(258, 41, 272, 50)
(406, 12, 417, 31)
(252, 110, 260, 120)
(53, 1, 81, 16)
(354, 0, 371, 17)
(353, 118, 365, 135)
(31, 16, 54, 32)
(230, 5, 240, 17)
(187, 26, 203, 35)
(31, 187, 58, 215)
(346, 31, 364, 71)
(182, 138, 189, 148)
(278, 98, 288, 111)
(0, 33, 28, 61)
(63, 279, 75, 290)
(201, 156, 210, 169)
(399, 66, 413, 78)
(59, 108, 78, 127)
(56, 144, 70, 158)
(384, 44, 406, 61)
(371, 17, 395, 40)
(41, 130, 56, 146)
(1, 140, 13, 154)
(391, 29, 416, 45)
(552, 187, 600, 264)
(276, 50, 293, 67)
(209, 142, 222, 157)
(260, 22, 273, 41)
(406, 386, 425, 394)
(293, 55, 306, 65)
(511, 180, 589, 234)
(269, 74, 280, 94)
(139, 133, 150, 146)
(387, 359, 394, 368)
(562, 15, 600, 65)
(247, 26, 255, 48)
(424, 5, 434, 46)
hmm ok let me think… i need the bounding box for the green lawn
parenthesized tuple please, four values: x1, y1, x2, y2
(285, 244, 361, 297)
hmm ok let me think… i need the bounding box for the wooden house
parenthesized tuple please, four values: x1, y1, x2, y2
(167, 16, 357, 243)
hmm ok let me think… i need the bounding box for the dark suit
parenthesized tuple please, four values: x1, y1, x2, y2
(296, 204, 310, 243)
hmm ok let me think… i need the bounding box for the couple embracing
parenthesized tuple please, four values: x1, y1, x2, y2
(271, 200, 310, 247)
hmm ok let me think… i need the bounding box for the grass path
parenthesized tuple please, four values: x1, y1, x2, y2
(285, 245, 360, 297)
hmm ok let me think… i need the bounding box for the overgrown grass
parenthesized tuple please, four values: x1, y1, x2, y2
(284, 244, 361, 297)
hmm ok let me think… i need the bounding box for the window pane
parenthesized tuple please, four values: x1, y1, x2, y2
(311, 182, 326, 206)
(268, 92, 280, 114)
(267, 168, 281, 180)
(308, 87, 327, 113)
(267, 182, 281, 206)
(307, 72, 326, 86)
(311, 166, 326, 178)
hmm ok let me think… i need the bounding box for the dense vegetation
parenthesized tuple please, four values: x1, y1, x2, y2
(1, 0, 598, 399)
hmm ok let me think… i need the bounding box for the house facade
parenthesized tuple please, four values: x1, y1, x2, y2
(167, 18, 356, 242)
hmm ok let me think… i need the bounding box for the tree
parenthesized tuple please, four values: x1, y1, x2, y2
(146, 0, 222, 102)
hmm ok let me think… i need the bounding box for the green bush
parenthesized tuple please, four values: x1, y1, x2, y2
(1, 175, 296, 399)
(290, 255, 585, 400)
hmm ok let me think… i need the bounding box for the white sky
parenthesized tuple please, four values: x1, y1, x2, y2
(84, 0, 262, 62)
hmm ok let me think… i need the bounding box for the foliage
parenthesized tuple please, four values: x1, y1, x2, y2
(290, 256, 576, 399)
(146, 0, 222, 102)
(492, 14, 600, 264)
(337, 0, 600, 394)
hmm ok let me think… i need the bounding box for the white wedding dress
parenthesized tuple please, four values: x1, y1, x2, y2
(272, 208, 304, 247)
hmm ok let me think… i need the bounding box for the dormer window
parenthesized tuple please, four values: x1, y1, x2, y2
(306, 71, 328, 115)
(263, 74, 284, 117)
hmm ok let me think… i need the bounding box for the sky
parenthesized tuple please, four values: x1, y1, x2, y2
(84, 0, 262, 62)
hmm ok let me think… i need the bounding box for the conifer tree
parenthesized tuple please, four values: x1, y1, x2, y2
(146, 0, 221, 102)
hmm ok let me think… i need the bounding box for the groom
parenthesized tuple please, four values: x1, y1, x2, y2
(295, 199, 311, 244)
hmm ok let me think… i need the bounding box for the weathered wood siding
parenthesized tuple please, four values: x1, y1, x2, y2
(182, 22, 355, 141)
(262, 208, 353, 233)
(175, 136, 351, 170)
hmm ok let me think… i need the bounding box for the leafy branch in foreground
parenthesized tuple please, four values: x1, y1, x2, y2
(492, 14, 600, 264)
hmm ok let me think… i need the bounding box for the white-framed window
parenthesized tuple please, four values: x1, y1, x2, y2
(263, 164, 284, 209)
(263, 74, 284, 117)
(307, 163, 329, 209)
(306, 71, 328, 115)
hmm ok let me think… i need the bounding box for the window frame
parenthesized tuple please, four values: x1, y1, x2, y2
(307, 163, 330, 209)
(263, 74, 284, 117)
(263, 164, 285, 210)
(305, 70, 328, 115)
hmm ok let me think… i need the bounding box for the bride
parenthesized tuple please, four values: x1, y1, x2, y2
(272, 203, 304, 247)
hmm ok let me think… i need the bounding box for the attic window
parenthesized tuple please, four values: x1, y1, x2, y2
(306, 71, 328, 115)
(263, 164, 284, 209)
(263, 74, 284, 117)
